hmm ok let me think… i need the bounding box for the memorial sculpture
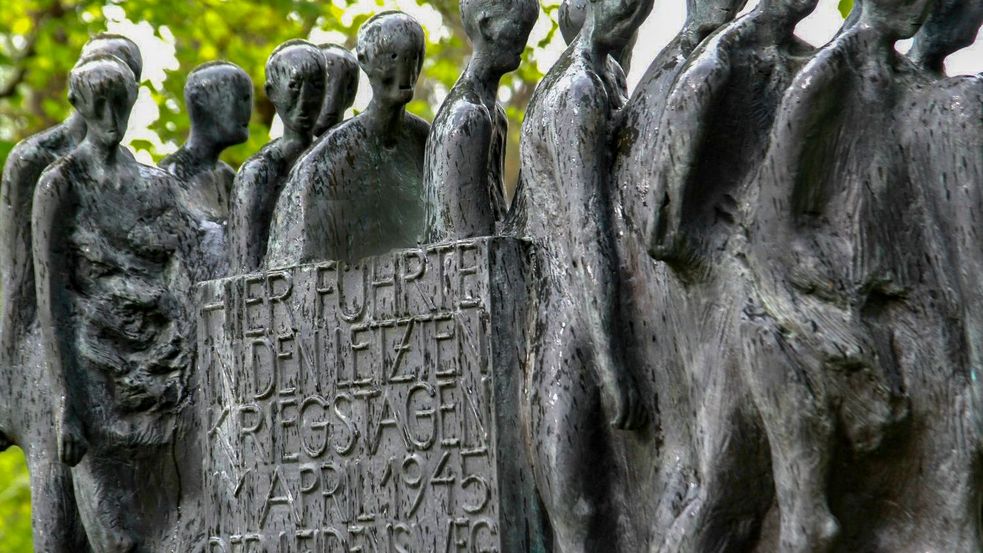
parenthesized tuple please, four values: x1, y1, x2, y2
(0, 34, 143, 553)
(228, 40, 327, 273)
(312, 44, 360, 138)
(160, 61, 253, 225)
(5, 2, 983, 552)
(32, 53, 213, 553)
(503, 0, 652, 550)
(615, 0, 747, 236)
(267, 11, 430, 266)
(422, 0, 538, 242)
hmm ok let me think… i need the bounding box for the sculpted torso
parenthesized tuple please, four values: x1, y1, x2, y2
(269, 112, 430, 265)
(161, 148, 237, 223)
(423, 86, 508, 241)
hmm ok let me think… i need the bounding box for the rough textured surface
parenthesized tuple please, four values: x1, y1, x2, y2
(268, 12, 430, 267)
(422, 0, 538, 242)
(160, 62, 253, 226)
(228, 40, 326, 274)
(198, 238, 548, 552)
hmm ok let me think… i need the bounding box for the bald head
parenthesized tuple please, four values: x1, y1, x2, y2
(266, 40, 326, 134)
(81, 33, 143, 82)
(314, 44, 360, 136)
(357, 12, 426, 106)
(69, 54, 138, 146)
(460, 0, 539, 73)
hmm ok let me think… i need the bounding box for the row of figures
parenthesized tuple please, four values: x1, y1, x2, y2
(1, 0, 982, 551)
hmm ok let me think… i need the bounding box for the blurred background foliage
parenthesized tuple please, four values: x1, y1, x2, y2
(0, 1, 564, 551)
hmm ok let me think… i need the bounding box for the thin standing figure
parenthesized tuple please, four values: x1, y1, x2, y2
(504, 0, 651, 550)
(422, 0, 538, 242)
(228, 40, 326, 273)
(312, 44, 360, 138)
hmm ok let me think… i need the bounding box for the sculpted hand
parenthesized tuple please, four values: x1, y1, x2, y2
(58, 407, 88, 467)
(647, 194, 685, 262)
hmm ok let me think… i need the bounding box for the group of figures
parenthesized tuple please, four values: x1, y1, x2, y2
(1, 0, 983, 550)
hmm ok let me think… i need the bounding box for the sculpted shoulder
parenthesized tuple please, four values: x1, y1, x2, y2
(4, 126, 70, 179)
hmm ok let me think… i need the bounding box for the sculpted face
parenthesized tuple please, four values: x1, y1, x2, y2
(187, 63, 253, 146)
(591, 0, 655, 50)
(865, 0, 932, 38)
(266, 42, 327, 135)
(463, 0, 539, 73)
(69, 56, 138, 148)
(315, 46, 360, 136)
(357, 12, 426, 106)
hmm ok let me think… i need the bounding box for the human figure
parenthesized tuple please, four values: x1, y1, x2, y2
(632, 0, 823, 550)
(0, 34, 143, 553)
(160, 61, 253, 224)
(267, 12, 430, 265)
(503, 0, 650, 549)
(614, 0, 747, 236)
(422, 0, 538, 242)
(227, 40, 326, 273)
(313, 44, 360, 138)
(33, 54, 205, 553)
(742, 0, 942, 550)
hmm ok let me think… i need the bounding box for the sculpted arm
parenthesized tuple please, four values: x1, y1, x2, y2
(427, 105, 494, 240)
(647, 48, 732, 264)
(31, 170, 86, 465)
(0, 150, 41, 359)
(553, 76, 642, 429)
(229, 161, 271, 273)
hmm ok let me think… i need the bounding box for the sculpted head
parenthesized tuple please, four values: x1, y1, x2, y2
(357, 11, 426, 106)
(314, 44, 360, 136)
(265, 40, 327, 136)
(862, 0, 932, 39)
(911, 0, 983, 68)
(461, 0, 539, 73)
(186, 61, 253, 147)
(81, 33, 143, 82)
(587, 0, 654, 51)
(686, 0, 748, 37)
(68, 55, 138, 148)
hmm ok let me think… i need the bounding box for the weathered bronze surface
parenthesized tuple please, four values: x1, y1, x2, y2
(5, 1, 983, 552)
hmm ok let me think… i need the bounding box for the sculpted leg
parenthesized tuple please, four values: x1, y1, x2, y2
(72, 455, 139, 553)
(528, 303, 618, 553)
(742, 319, 839, 553)
(24, 442, 91, 553)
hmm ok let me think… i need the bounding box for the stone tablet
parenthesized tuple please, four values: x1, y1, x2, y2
(198, 237, 546, 552)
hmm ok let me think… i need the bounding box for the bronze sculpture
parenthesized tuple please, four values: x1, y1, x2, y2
(228, 40, 326, 273)
(160, 61, 253, 225)
(422, 0, 538, 242)
(313, 43, 360, 138)
(505, 0, 652, 550)
(0, 34, 143, 553)
(267, 11, 430, 266)
(32, 54, 207, 552)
